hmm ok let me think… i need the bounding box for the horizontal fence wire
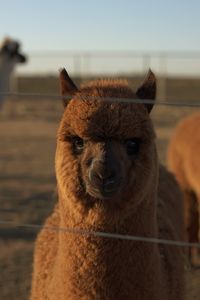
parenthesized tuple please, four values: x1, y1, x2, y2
(25, 50, 200, 58)
(0, 220, 199, 249)
(1, 90, 200, 250)
(1, 92, 200, 107)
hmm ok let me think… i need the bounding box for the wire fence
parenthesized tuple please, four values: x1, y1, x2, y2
(1, 92, 200, 107)
(1, 55, 200, 300)
(11, 49, 200, 103)
(0, 90, 200, 251)
(0, 220, 199, 249)
(16, 50, 200, 76)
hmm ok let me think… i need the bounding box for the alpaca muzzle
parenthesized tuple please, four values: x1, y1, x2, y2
(17, 53, 27, 63)
(87, 158, 121, 198)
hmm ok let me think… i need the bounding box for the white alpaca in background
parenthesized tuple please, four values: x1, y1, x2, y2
(0, 37, 27, 108)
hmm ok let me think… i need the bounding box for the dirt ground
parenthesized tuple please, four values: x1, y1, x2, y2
(0, 75, 200, 299)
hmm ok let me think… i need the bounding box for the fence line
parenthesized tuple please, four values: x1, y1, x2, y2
(0, 219, 199, 249)
(16, 50, 200, 78)
(1, 90, 200, 250)
(13, 50, 200, 103)
(1, 92, 200, 107)
(27, 50, 200, 58)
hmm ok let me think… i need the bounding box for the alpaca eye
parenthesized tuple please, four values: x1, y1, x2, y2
(72, 136, 84, 154)
(125, 138, 141, 155)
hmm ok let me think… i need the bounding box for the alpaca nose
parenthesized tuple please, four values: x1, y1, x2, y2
(90, 169, 117, 185)
(89, 161, 119, 193)
(102, 172, 118, 193)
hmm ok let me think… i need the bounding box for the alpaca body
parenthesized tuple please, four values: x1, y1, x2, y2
(31, 167, 184, 300)
(168, 112, 200, 260)
(31, 70, 184, 299)
(168, 113, 200, 196)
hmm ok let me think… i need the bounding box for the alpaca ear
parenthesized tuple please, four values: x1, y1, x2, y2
(136, 69, 156, 113)
(59, 68, 78, 107)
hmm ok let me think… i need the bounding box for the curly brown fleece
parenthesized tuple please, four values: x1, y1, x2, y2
(30, 69, 185, 300)
(168, 112, 200, 261)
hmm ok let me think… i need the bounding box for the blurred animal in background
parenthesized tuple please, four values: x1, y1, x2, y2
(0, 37, 27, 108)
(168, 112, 200, 266)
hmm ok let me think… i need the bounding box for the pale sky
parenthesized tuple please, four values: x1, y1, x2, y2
(1, 0, 200, 75)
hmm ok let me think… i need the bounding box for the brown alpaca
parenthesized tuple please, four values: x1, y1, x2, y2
(168, 112, 200, 263)
(30, 69, 185, 300)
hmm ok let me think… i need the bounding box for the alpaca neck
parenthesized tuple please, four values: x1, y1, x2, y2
(55, 188, 164, 300)
(0, 57, 15, 93)
(59, 187, 159, 243)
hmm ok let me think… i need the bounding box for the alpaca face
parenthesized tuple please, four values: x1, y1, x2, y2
(56, 70, 157, 216)
(0, 39, 26, 64)
(56, 70, 157, 215)
(56, 99, 156, 211)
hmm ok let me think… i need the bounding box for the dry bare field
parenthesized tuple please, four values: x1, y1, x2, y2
(0, 75, 200, 299)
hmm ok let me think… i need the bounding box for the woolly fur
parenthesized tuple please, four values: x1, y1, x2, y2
(168, 112, 200, 258)
(30, 72, 185, 300)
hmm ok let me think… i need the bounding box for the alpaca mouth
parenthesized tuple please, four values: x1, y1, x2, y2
(86, 180, 121, 200)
